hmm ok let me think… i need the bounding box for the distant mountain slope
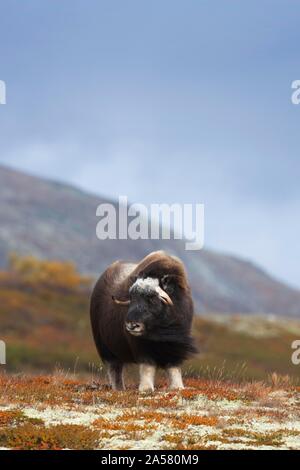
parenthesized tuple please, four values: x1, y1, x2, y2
(0, 164, 300, 315)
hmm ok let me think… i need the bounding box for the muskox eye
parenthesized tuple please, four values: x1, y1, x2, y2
(161, 275, 176, 294)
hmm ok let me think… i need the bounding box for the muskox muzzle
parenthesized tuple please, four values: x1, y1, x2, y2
(125, 321, 145, 336)
(125, 301, 148, 336)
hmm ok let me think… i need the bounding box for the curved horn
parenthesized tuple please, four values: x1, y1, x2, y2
(112, 296, 130, 306)
(156, 286, 173, 306)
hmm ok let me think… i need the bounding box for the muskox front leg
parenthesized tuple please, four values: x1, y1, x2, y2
(168, 367, 184, 390)
(139, 364, 156, 392)
(107, 361, 125, 391)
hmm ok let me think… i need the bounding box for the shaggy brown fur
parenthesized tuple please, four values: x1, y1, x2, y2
(90, 251, 197, 377)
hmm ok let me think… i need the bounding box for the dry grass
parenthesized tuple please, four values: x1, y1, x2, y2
(0, 372, 299, 450)
(0, 423, 99, 450)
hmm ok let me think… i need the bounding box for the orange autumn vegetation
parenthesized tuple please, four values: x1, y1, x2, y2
(8, 253, 91, 291)
(0, 373, 298, 450)
(0, 373, 294, 409)
(0, 423, 99, 450)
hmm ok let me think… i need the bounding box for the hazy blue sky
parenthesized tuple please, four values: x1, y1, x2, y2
(0, 1, 299, 287)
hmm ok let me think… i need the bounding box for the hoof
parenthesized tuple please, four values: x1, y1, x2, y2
(139, 384, 154, 393)
(169, 384, 185, 391)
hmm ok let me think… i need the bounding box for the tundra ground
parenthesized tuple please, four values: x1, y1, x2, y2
(0, 373, 300, 450)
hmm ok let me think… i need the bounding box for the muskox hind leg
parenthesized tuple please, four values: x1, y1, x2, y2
(139, 364, 156, 392)
(168, 367, 184, 390)
(107, 361, 125, 391)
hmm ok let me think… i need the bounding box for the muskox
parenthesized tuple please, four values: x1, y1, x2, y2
(90, 251, 197, 391)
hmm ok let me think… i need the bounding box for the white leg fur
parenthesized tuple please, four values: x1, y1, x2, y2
(139, 364, 156, 392)
(168, 367, 184, 390)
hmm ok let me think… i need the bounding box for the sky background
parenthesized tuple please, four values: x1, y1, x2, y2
(0, 1, 299, 288)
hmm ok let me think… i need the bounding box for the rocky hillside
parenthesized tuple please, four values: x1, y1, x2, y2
(0, 164, 300, 315)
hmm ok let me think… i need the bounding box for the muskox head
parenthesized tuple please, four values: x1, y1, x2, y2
(113, 276, 175, 337)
